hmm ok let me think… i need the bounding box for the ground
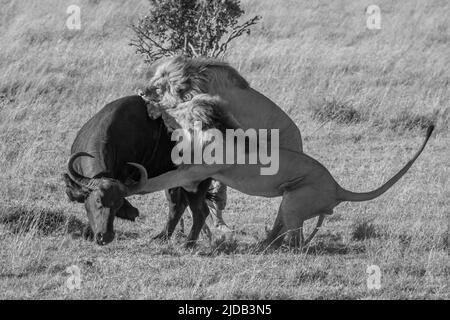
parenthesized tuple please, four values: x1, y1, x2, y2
(0, 0, 449, 299)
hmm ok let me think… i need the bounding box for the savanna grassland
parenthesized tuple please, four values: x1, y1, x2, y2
(0, 0, 449, 299)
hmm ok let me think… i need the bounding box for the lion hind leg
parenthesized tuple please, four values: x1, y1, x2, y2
(280, 187, 327, 250)
(279, 176, 305, 193)
(260, 209, 286, 252)
(303, 215, 325, 247)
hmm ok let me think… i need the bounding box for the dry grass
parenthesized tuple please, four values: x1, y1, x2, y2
(0, 0, 449, 299)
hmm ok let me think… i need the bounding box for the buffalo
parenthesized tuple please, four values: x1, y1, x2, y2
(63, 95, 216, 245)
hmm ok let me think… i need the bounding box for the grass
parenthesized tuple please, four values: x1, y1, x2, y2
(0, 0, 449, 299)
(388, 111, 437, 131)
(309, 96, 363, 124)
(351, 221, 380, 241)
(0, 204, 84, 236)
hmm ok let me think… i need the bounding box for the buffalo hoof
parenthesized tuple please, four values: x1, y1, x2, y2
(152, 231, 170, 242)
(184, 240, 198, 250)
(83, 226, 94, 241)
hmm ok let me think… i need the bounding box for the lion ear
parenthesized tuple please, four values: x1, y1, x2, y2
(148, 57, 171, 79)
(62, 174, 89, 203)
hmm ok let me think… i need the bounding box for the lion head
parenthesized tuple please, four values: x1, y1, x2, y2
(143, 56, 249, 109)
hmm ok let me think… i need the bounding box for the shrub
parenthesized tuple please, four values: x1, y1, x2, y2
(130, 0, 261, 62)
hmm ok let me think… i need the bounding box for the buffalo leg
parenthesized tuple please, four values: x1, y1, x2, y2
(185, 179, 212, 247)
(154, 188, 188, 241)
(115, 199, 139, 221)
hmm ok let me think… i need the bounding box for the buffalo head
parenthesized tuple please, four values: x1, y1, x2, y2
(64, 152, 147, 245)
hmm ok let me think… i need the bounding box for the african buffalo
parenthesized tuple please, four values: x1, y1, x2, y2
(63, 95, 215, 245)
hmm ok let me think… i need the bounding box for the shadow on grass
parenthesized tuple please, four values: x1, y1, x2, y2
(351, 220, 381, 241)
(0, 204, 86, 237)
(301, 241, 365, 255)
(198, 232, 366, 256)
(388, 111, 435, 132)
(309, 97, 364, 125)
(116, 231, 140, 241)
(0, 272, 29, 279)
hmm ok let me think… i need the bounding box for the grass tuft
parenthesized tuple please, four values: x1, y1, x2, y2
(309, 97, 363, 124)
(442, 231, 449, 250)
(351, 221, 380, 241)
(294, 269, 328, 284)
(209, 236, 240, 255)
(0, 205, 84, 236)
(388, 111, 436, 132)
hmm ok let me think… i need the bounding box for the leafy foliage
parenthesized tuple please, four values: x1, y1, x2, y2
(130, 0, 261, 62)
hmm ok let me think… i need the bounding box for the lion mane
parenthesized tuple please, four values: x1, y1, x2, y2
(148, 56, 249, 106)
(163, 94, 239, 134)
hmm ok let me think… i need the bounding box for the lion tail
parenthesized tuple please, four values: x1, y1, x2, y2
(337, 125, 434, 202)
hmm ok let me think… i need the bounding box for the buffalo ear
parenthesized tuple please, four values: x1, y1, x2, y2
(62, 173, 89, 203)
(116, 199, 139, 221)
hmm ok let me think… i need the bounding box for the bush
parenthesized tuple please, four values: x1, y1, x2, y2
(130, 0, 261, 62)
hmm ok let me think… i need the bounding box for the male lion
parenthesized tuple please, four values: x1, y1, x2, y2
(142, 56, 303, 153)
(141, 56, 305, 237)
(126, 94, 434, 249)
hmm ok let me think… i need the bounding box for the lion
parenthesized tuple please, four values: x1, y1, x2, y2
(141, 56, 303, 153)
(126, 94, 434, 249)
(140, 56, 306, 238)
